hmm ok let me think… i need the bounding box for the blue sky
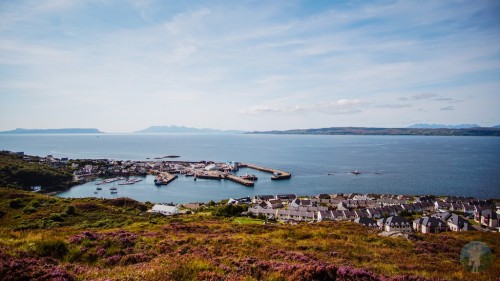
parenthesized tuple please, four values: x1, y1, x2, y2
(0, 0, 499, 132)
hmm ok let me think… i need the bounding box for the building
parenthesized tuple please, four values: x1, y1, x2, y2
(149, 204, 179, 216)
(413, 217, 447, 234)
(354, 217, 378, 228)
(447, 214, 472, 232)
(377, 216, 412, 233)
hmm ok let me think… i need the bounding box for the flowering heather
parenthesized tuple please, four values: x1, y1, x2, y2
(0, 189, 499, 280)
(0, 251, 74, 281)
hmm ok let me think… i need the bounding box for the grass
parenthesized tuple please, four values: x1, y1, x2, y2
(233, 217, 264, 225)
(0, 187, 499, 280)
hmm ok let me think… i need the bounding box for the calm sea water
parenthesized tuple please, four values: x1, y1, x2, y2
(1, 133, 499, 203)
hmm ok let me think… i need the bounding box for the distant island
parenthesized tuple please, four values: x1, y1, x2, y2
(249, 126, 500, 136)
(0, 128, 103, 134)
(135, 125, 244, 134)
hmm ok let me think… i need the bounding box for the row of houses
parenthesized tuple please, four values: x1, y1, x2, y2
(345, 212, 473, 234)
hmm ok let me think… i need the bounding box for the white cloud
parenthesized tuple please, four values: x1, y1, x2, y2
(242, 99, 369, 116)
(440, 106, 455, 111)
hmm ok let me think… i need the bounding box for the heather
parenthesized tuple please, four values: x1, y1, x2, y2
(0, 188, 499, 280)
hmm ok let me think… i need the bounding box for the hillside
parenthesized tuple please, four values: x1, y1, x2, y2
(0, 188, 498, 280)
(407, 124, 480, 129)
(249, 127, 500, 136)
(0, 152, 74, 191)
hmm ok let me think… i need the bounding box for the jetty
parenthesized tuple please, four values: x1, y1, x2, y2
(147, 161, 290, 187)
(240, 163, 291, 180)
(225, 174, 254, 186)
(154, 172, 177, 186)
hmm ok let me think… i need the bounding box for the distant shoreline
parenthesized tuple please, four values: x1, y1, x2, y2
(0, 128, 103, 134)
(248, 127, 500, 137)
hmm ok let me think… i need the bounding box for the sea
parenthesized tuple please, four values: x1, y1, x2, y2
(0, 133, 499, 203)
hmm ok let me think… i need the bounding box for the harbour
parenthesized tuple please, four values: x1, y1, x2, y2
(1, 133, 496, 202)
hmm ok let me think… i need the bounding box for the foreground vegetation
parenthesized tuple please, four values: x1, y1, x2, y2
(0, 188, 498, 280)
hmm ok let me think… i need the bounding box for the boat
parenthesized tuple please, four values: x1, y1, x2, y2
(241, 174, 258, 181)
(351, 170, 362, 175)
(94, 191, 98, 194)
(96, 187, 102, 190)
(110, 187, 117, 190)
(111, 191, 118, 194)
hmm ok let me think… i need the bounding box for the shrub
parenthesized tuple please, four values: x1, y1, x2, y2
(9, 198, 24, 209)
(65, 205, 76, 215)
(49, 213, 64, 222)
(33, 239, 69, 259)
(23, 206, 37, 214)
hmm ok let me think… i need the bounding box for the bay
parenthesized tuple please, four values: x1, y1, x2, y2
(0, 133, 499, 203)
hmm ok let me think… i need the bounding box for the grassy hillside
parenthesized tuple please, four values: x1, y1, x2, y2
(0, 188, 498, 280)
(0, 152, 73, 191)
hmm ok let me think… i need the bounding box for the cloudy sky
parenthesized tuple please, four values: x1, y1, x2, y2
(0, 0, 499, 132)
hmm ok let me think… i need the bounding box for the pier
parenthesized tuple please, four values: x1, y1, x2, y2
(225, 174, 254, 186)
(239, 163, 292, 180)
(149, 161, 290, 187)
(154, 172, 177, 186)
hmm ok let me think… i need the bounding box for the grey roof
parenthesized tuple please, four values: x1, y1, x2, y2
(378, 216, 410, 227)
(431, 212, 452, 221)
(354, 217, 377, 227)
(413, 217, 446, 227)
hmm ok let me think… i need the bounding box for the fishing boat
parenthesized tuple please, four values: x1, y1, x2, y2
(241, 174, 258, 181)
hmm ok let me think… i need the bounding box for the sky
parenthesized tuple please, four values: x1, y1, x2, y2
(0, 0, 499, 132)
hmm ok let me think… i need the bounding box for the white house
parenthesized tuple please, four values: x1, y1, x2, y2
(149, 204, 179, 216)
(377, 216, 412, 233)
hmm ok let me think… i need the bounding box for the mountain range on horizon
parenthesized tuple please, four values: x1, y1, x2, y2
(134, 125, 245, 134)
(0, 128, 103, 134)
(1, 124, 500, 134)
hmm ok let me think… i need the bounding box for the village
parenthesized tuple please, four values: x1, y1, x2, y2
(11, 152, 500, 235)
(149, 193, 500, 236)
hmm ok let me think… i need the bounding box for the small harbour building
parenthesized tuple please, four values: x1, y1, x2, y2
(149, 204, 179, 216)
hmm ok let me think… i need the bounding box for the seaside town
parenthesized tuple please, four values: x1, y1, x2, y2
(8, 151, 498, 236)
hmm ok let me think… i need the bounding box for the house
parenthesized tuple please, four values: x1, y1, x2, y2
(276, 194, 297, 202)
(267, 199, 283, 209)
(431, 212, 452, 221)
(253, 195, 275, 203)
(462, 204, 476, 215)
(183, 203, 202, 210)
(413, 217, 448, 234)
(149, 204, 179, 216)
(248, 207, 273, 219)
(342, 210, 357, 220)
(317, 211, 334, 222)
(478, 209, 499, 228)
(354, 209, 369, 218)
(434, 201, 451, 211)
(447, 214, 472, 231)
(377, 216, 412, 233)
(290, 198, 312, 208)
(331, 210, 346, 220)
(366, 208, 382, 219)
(354, 217, 378, 228)
(336, 202, 349, 211)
